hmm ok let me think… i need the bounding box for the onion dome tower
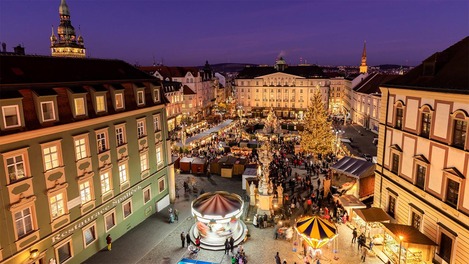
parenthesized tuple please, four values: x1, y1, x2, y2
(359, 41, 368, 74)
(50, 0, 86, 57)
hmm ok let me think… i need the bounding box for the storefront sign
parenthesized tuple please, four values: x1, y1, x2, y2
(52, 185, 142, 243)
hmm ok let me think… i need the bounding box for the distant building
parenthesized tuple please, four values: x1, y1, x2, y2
(374, 36, 469, 264)
(0, 54, 173, 264)
(50, 0, 86, 58)
(359, 41, 368, 74)
(234, 57, 331, 119)
(351, 73, 398, 133)
(0, 43, 25, 55)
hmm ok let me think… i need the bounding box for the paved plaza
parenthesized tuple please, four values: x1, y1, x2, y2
(85, 170, 385, 264)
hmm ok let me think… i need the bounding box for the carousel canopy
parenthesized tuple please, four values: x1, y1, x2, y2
(192, 191, 242, 218)
(331, 156, 375, 179)
(381, 223, 437, 246)
(353, 207, 391, 222)
(295, 215, 338, 249)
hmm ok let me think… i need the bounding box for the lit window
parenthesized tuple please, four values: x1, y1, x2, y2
(115, 93, 124, 109)
(74, 138, 87, 160)
(2, 105, 21, 128)
(140, 153, 148, 172)
(137, 120, 146, 138)
(96, 95, 106, 112)
(43, 145, 59, 171)
(387, 195, 396, 218)
(411, 211, 421, 230)
(96, 132, 107, 153)
(156, 147, 162, 164)
(395, 107, 403, 129)
(123, 200, 132, 219)
(41, 101, 56, 121)
(104, 210, 116, 231)
(154, 88, 160, 102)
(445, 178, 459, 208)
(415, 164, 426, 190)
(420, 112, 431, 138)
(83, 224, 96, 247)
(50, 193, 65, 219)
(79, 181, 92, 204)
(100, 172, 111, 194)
(56, 239, 72, 264)
(452, 119, 467, 149)
(15, 208, 33, 238)
(115, 126, 126, 146)
(137, 90, 145, 105)
(119, 163, 128, 184)
(6, 154, 25, 182)
(74, 97, 86, 116)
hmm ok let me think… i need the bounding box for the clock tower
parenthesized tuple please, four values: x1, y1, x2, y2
(50, 0, 86, 58)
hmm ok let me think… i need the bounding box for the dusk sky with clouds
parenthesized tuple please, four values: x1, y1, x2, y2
(0, 0, 468, 67)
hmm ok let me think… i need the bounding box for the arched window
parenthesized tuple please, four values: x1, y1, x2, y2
(450, 110, 468, 149)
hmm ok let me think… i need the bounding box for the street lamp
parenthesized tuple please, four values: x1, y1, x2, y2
(398, 235, 404, 264)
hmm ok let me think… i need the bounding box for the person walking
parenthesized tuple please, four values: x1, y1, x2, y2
(352, 228, 357, 243)
(174, 209, 179, 222)
(361, 245, 367, 262)
(180, 232, 186, 248)
(224, 238, 230, 255)
(275, 252, 281, 264)
(106, 234, 112, 251)
(186, 232, 191, 246)
(229, 236, 235, 253)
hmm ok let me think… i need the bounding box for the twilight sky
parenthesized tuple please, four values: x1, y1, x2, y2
(0, 0, 468, 67)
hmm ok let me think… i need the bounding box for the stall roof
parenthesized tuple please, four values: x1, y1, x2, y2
(192, 157, 207, 165)
(176, 120, 233, 147)
(180, 157, 194, 163)
(338, 194, 366, 208)
(353, 207, 391, 222)
(243, 167, 257, 176)
(381, 223, 437, 246)
(331, 156, 375, 179)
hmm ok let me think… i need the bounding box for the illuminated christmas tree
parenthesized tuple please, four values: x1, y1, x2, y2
(300, 88, 335, 157)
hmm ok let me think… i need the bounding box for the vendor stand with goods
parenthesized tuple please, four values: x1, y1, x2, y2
(351, 207, 391, 244)
(381, 223, 437, 264)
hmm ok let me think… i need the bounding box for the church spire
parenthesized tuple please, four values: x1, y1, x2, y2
(359, 41, 368, 74)
(51, 0, 86, 58)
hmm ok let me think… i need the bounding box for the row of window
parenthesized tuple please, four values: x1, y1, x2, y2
(394, 104, 467, 149)
(0, 85, 161, 130)
(238, 80, 326, 86)
(17, 180, 164, 264)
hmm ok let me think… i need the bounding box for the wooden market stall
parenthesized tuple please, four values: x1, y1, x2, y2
(172, 155, 180, 170)
(352, 207, 391, 243)
(330, 156, 375, 199)
(180, 157, 194, 173)
(242, 167, 258, 190)
(191, 157, 208, 176)
(335, 194, 366, 217)
(232, 157, 248, 176)
(380, 223, 437, 264)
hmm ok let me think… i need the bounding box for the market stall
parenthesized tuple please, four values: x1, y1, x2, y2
(335, 194, 366, 217)
(233, 157, 248, 176)
(352, 207, 391, 243)
(242, 167, 258, 191)
(381, 223, 437, 264)
(180, 157, 194, 173)
(330, 156, 375, 199)
(191, 157, 207, 175)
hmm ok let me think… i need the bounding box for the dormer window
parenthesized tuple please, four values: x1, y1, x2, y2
(96, 95, 106, 112)
(75, 98, 86, 116)
(153, 88, 160, 103)
(115, 93, 124, 109)
(2, 105, 21, 128)
(41, 101, 56, 122)
(67, 87, 88, 118)
(137, 91, 145, 105)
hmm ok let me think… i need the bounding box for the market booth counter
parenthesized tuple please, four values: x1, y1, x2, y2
(381, 223, 437, 264)
(232, 157, 248, 176)
(180, 157, 194, 173)
(218, 156, 238, 178)
(191, 157, 208, 175)
(352, 207, 391, 243)
(334, 194, 366, 217)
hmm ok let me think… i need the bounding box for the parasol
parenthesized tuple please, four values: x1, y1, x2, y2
(295, 215, 338, 249)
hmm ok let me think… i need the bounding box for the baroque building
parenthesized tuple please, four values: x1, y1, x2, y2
(50, 0, 86, 58)
(374, 36, 469, 264)
(234, 58, 331, 119)
(0, 55, 174, 264)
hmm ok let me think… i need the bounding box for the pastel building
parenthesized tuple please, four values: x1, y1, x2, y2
(0, 55, 173, 264)
(374, 37, 469, 264)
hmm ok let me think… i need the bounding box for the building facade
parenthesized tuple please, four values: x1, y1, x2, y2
(374, 37, 469, 264)
(50, 0, 86, 58)
(235, 58, 331, 119)
(0, 55, 173, 264)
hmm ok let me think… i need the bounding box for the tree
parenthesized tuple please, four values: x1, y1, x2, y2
(300, 89, 335, 157)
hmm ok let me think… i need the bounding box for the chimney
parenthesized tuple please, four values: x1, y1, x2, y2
(1, 42, 6, 52)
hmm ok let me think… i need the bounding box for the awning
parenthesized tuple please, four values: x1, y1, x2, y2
(338, 194, 366, 209)
(353, 207, 391, 222)
(381, 223, 437, 246)
(331, 156, 375, 179)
